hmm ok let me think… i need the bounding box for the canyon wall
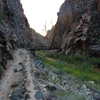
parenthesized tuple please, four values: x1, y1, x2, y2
(47, 0, 100, 56)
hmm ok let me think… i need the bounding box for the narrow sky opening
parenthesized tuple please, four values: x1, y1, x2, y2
(21, 0, 64, 36)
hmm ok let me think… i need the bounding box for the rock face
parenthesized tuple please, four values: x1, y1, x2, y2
(47, 0, 100, 56)
(0, 0, 33, 48)
(0, 0, 33, 76)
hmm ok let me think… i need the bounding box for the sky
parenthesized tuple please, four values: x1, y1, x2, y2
(21, 0, 64, 36)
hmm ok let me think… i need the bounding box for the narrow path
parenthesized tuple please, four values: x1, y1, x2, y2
(0, 49, 100, 100)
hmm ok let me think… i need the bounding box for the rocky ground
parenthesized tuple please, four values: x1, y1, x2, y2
(0, 49, 100, 100)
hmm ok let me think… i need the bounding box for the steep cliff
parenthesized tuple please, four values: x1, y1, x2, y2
(47, 0, 100, 56)
(0, 0, 33, 75)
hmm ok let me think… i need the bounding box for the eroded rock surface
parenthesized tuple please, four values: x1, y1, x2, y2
(46, 0, 100, 56)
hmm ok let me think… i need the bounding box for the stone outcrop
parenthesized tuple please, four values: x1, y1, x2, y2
(47, 0, 100, 56)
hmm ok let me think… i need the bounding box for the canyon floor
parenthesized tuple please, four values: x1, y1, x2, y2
(0, 49, 100, 100)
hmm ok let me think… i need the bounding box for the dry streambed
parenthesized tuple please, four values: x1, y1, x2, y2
(0, 49, 100, 100)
